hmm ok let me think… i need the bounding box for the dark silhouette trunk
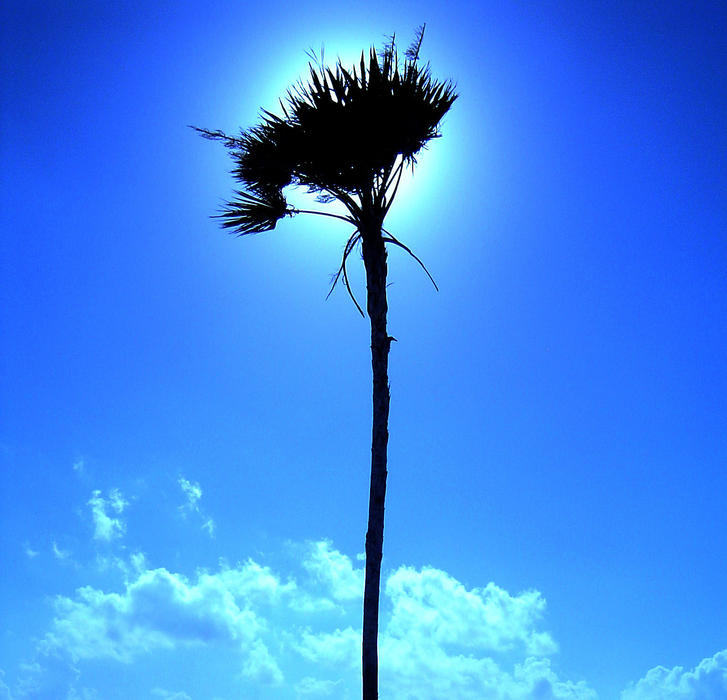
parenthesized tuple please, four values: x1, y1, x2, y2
(360, 219, 390, 700)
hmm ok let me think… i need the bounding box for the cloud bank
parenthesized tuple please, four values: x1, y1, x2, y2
(10, 482, 722, 700)
(30, 540, 595, 698)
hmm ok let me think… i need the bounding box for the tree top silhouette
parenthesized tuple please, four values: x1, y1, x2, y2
(193, 25, 457, 236)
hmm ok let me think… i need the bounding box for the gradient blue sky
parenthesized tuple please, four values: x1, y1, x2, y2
(1, 1, 726, 698)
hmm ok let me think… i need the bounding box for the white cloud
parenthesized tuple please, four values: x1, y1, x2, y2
(295, 676, 344, 696)
(24, 543, 39, 558)
(32, 541, 595, 698)
(151, 689, 192, 700)
(511, 658, 598, 700)
(13, 656, 81, 700)
(178, 478, 202, 513)
(302, 540, 363, 601)
(130, 551, 147, 573)
(293, 627, 360, 667)
(0, 670, 11, 700)
(67, 687, 98, 700)
(385, 565, 558, 657)
(381, 643, 597, 700)
(108, 489, 127, 513)
(95, 551, 147, 580)
(375, 566, 595, 700)
(52, 541, 71, 561)
(202, 518, 216, 537)
(41, 565, 272, 663)
(87, 489, 127, 542)
(620, 649, 727, 699)
(178, 477, 215, 537)
(241, 640, 284, 685)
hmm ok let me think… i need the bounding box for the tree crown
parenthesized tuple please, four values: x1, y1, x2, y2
(195, 25, 457, 235)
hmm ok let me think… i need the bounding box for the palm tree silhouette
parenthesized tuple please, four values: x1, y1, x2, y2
(195, 26, 456, 699)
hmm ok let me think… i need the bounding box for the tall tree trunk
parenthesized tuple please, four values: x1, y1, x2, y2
(360, 222, 390, 700)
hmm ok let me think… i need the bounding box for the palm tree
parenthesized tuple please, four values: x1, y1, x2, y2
(194, 26, 456, 699)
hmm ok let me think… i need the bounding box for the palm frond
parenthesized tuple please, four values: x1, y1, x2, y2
(327, 230, 365, 316)
(190, 126, 242, 150)
(216, 189, 289, 235)
(405, 24, 426, 62)
(382, 228, 439, 291)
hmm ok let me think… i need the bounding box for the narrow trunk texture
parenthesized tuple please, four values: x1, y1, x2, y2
(361, 222, 390, 700)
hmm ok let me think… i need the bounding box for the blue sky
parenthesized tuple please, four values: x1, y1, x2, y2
(1, 1, 726, 698)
